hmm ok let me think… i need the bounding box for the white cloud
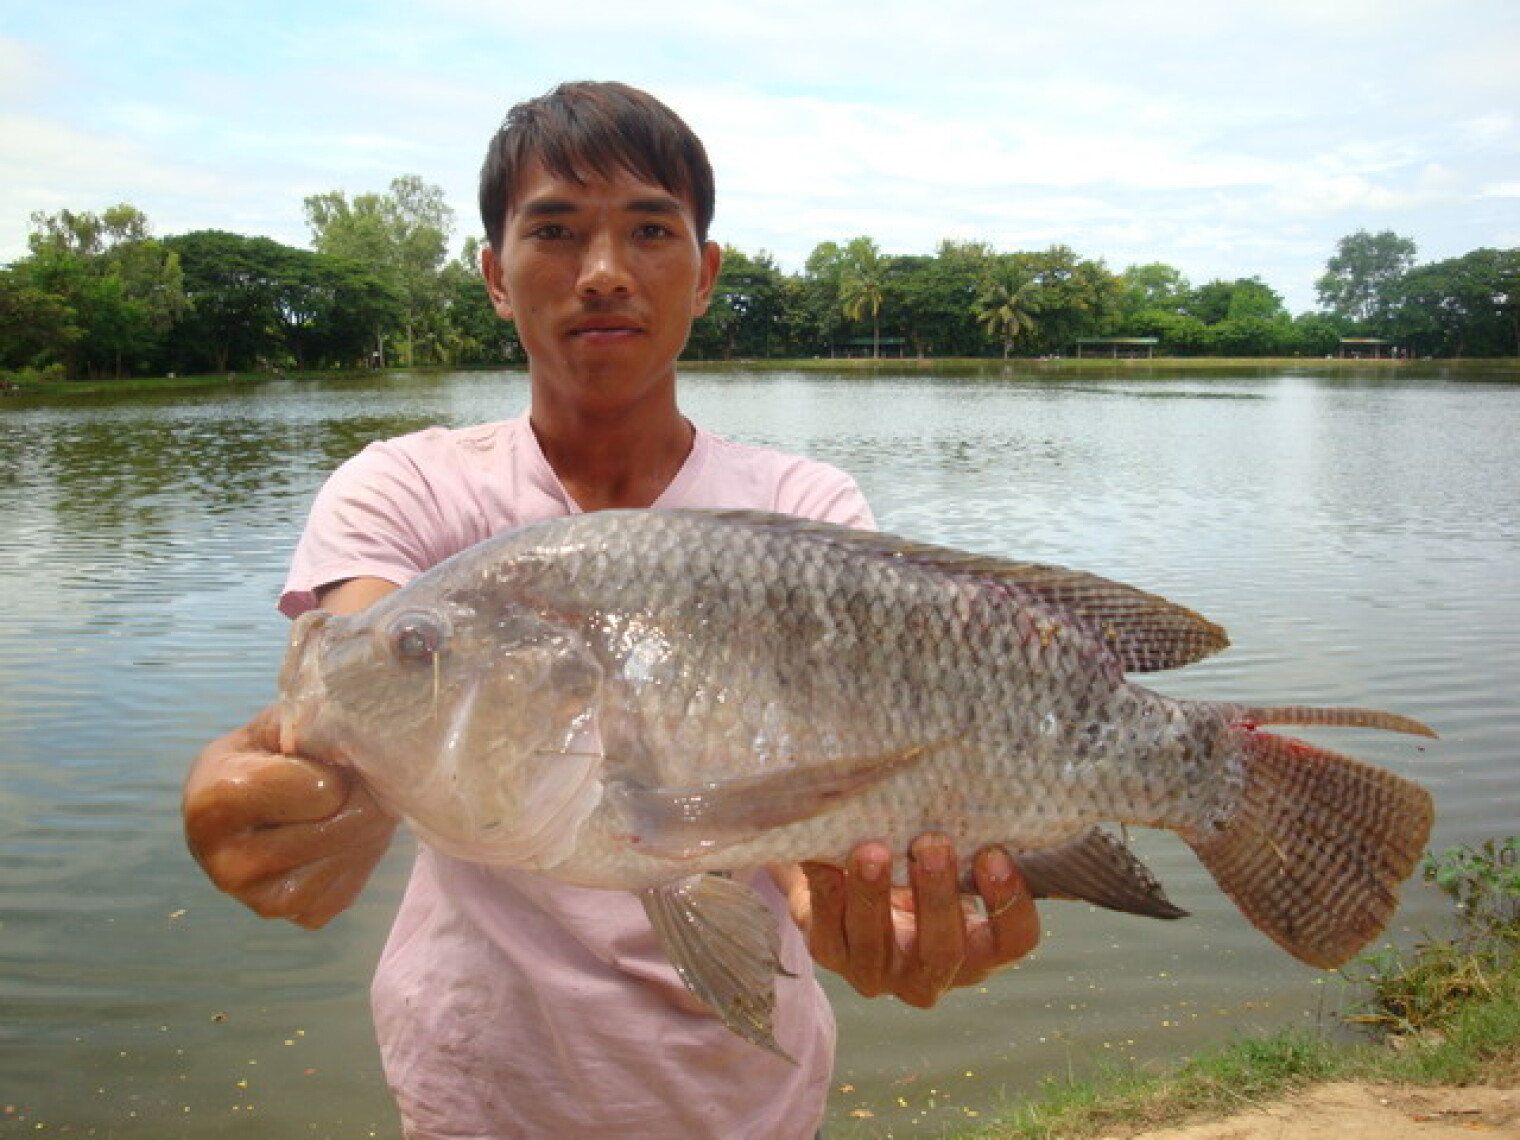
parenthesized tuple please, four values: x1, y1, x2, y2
(1460, 113, 1513, 146)
(0, 37, 47, 100)
(2, 0, 1516, 316)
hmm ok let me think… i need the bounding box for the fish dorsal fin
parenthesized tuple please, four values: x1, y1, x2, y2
(669, 509, 1230, 674)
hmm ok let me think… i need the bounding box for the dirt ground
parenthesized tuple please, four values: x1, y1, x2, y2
(1111, 1081, 1520, 1139)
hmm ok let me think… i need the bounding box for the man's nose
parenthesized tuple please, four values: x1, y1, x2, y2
(577, 232, 632, 297)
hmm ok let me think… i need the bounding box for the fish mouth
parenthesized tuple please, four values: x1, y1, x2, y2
(277, 610, 332, 755)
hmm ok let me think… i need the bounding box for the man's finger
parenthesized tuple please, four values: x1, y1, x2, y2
(840, 842, 895, 997)
(968, 846, 1041, 971)
(903, 833, 966, 1005)
(798, 861, 848, 973)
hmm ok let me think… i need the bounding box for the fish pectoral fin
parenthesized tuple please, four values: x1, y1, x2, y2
(608, 742, 935, 860)
(1014, 827, 1187, 919)
(641, 875, 794, 1062)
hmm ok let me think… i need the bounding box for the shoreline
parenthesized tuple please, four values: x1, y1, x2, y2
(5, 355, 1516, 401)
(952, 887, 1520, 1140)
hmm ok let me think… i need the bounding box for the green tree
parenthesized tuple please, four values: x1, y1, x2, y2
(273, 249, 400, 368)
(891, 240, 994, 357)
(1205, 316, 1288, 356)
(1389, 248, 1520, 357)
(796, 240, 846, 355)
(1014, 245, 1120, 353)
(973, 259, 1042, 358)
(1181, 278, 1236, 326)
(0, 266, 79, 372)
(1126, 309, 1209, 355)
(1181, 276, 1285, 327)
(689, 246, 788, 359)
(1316, 230, 1417, 327)
(1118, 262, 1191, 322)
(304, 175, 454, 366)
(22, 204, 186, 378)
(164, 230, 293, 372)
(161, 231, 402, 371)
(437, 237, 518, 365)
(1224, 276, 1287, 321)
(838, 236, 888, 357)
(1289, 311, 1347, 357)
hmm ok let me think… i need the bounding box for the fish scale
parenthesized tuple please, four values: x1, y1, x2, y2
(278, 508, 1435, 1057)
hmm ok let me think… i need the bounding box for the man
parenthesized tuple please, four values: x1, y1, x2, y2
(183, 80, 1040, 1138)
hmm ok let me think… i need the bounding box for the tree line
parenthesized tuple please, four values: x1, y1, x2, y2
(2, 175, 1516, 382)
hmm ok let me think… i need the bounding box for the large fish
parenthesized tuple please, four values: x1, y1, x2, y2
(278, 509, 1435, 1056)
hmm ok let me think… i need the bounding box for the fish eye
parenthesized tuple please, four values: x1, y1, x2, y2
(389, 614, 444, 663)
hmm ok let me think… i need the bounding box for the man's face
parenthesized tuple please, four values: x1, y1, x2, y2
(481, 158, 721, 407)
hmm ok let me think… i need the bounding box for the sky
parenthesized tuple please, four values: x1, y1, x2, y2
(3, 0, 1517, 313)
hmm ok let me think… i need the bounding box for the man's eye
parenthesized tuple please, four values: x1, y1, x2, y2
(636, 223, 672, 239)
(529, 224, 570, 240)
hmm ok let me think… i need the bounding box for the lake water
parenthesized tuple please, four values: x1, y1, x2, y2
(2, 364, 1516, 1137)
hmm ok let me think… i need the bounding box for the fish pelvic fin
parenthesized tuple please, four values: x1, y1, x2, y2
(1012, 827, 1187, 919)
(1187, 727, 1434, 969)
(640, 875, 795, 1062)
(608, 741, 936, 860)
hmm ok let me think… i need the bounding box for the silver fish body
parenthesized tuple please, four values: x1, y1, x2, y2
(279, 509, 1435, 1055)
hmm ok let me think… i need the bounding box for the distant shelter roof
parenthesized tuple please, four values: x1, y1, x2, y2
(1338, 337, 1397, 358)
(1075, 337, 1159, 359)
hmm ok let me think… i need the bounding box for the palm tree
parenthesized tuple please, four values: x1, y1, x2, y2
(838, 236, 887, 357)
(974, 266, 1042, 358)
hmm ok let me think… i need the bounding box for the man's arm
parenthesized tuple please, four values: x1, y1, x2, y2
(182, 577, 401, 928)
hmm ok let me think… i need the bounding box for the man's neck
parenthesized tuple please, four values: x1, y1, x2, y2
(529, 393, 695, 512)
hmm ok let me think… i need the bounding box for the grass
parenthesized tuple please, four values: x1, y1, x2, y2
(971, 977, 1520, 1140)
(1, 367, 282, 398)
(960, 838, 1520, 1140)
(976, 1031, 1347, 1139)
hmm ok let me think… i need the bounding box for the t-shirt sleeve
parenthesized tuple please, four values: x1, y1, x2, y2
(279, 438, 451, 618)
(773, 459, 877, 531)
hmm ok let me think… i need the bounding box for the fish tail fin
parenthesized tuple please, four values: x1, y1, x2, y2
(1186, 727, 1433, 968)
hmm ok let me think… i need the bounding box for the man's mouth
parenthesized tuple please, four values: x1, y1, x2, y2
(570, 314, 643, 339)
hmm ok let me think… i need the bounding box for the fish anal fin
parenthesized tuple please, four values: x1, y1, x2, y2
(1013, 827, 1187, 919)
(1187, 728, 1434, 968)
(640, 875, 794, 1061)
(610, 742, 935, 860)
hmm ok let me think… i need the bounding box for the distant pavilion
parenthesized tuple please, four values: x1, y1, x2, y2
(831, 336, 910, 358)
(1338, 337, 1396, 359)
(1074, 337, 1159, 359)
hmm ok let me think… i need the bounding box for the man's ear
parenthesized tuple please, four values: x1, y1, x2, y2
(481, 244, 514, 320)
(691, 241, 723, 317)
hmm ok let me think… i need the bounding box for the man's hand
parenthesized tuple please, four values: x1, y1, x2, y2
(788, 834, 1039, 1007)
(183, 704, 396, 929)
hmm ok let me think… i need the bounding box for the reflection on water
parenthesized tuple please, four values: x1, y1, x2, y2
(2, 366, 1516, 1137)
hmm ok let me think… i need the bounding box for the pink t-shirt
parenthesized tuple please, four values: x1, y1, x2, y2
(281, 415, 874, 1139)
